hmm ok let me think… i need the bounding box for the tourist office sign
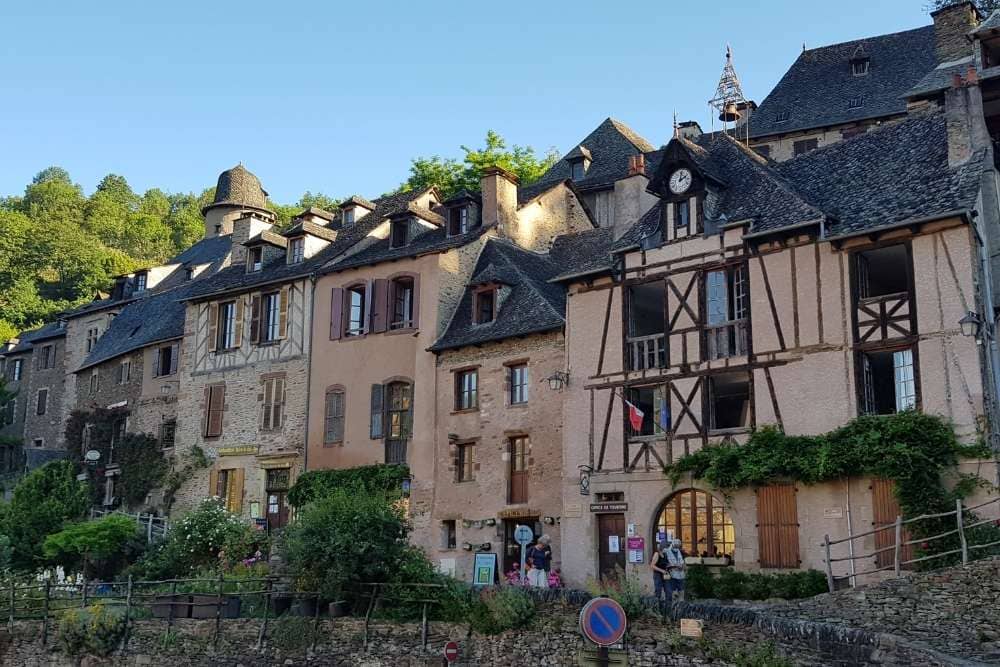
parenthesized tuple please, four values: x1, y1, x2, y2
(590, 502, 627, 513)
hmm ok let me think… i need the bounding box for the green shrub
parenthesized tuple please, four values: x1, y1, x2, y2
(56, 604, 126, 657)
(43, 515, 141, 579)
(686, 566, 827, 601)
(469, 586, 535, 635)
(287, 464, 409, 508)
(585, 568, 646, 619)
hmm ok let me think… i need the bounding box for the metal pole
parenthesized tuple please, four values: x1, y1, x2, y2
(214, 571, 224, 649)
(956, 498, 969, 565)
(41, 580, 50, 645)
(893, 516, 902, 577)
(823, 534, 835, 593)
(520, 543, 527, 585)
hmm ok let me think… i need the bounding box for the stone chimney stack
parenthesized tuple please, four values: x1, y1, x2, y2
(481, 166, 519, 236)
(945, 65, 991, 167)
(230, 212, 273, 267)
(613, 155, 659, 241)
(931, 1, 978, 63)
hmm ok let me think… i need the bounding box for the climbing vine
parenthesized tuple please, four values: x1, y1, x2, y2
(664, 412, 999, 564)
(288, 464, 410, 508)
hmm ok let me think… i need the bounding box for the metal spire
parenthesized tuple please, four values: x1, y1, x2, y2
(708, 44, 746, 116)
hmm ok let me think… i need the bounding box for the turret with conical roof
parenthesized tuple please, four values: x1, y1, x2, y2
(202, 164, 275, 238)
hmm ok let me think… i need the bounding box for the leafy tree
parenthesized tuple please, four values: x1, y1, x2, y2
(928, 0, 1000, 15)
(43, 515, 138, 578)
(84, 174, 138, 247)
(299, 191, 340, 213)
(1, 460, 91, 570)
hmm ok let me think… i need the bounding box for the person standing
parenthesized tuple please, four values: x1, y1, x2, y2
(664, 538, 687, 602)
(526, 535, 551, 588)
(649, 541, 670, 602)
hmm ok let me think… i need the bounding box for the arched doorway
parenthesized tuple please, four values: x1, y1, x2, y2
(654, 489, 735, 559)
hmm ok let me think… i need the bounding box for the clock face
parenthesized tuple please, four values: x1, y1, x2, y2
(669, 168, 693, 195)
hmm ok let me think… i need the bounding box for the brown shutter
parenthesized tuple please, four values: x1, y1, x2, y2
(261, 379, 273, 430)
(872, 479, 914, 569)
(207, 303, 219, 352)
(275, 377, 285, 428)
(330, 288, 344, 340)
(249, 294, 261, 344)
(371, 279, 388, 333)
(757, 484, 799, 568)
(370, 384, 384, 439)
(152, 347, 160, 377)
(228, 468, 245, 513)
(234, 298, 245, 348)
(278, 286, 289, 339)
(411, 274, 420, 329)
(169, 344, 179, 375)
(207, 385, 225, 437)
(209, 468, 219, 497)
(362, 281, 373, 333)
(202, 386, 212, 436)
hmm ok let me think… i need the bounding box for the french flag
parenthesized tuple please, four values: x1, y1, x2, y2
(625, 399, 644, 432)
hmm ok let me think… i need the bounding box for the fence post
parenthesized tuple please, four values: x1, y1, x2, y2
(120, 575, 133, 653)
(823, 534, 835, 593)
(893, 515, 902, 577)
(7, 578, 13, 631)
(146, 513, 153, 542)
(166, 580, 177, 633)
(41, 579, 50, 645)
(214, 571, 224, 650)
(363, 584, 379, 649)
(256, 577, 272, 650)
(310, 593, 321, 654)
(956, 498, 969, 565)
(420, 602, 428, 648)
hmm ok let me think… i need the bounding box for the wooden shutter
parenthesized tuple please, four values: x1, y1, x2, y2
(370, 384, 384, 439)
(261, 379, 274, 430)
(405, 383, 414, 439)
(209, 469, 219, 497)
(169, 344, 179, 375)
(757, 484, 799, 568)
(872, 478, 914, 569)
(206, 385, 225, 437)
(278, 286, 289, 339)
(411, 274, 420, 329)
(227, 468, 245, 513)
(330, 288, 344, 340)
(202, 386, 212, 436)
(234, 298, 245, 348)
(362, 281, 373, 333)
(152, 347, 161, 377)
(207, 303, 219, 352)
(249, 294, 261, 344)
(274, 377, 285, 428)
(371, 279, 388, 333)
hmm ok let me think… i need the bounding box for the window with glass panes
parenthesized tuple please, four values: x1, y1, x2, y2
(289, 237, 305, 263)
(386, 382, 411, 440)
(218, 301, 237, 349)
(390, 278, 414, 329)
(457, 443, 476, 482)
(656, 489, 734, 558)
(509, 364, 528, 404)
(346, 286, 366, 336)
(455, 369, 478, 410)
(262, 291, 281, 343)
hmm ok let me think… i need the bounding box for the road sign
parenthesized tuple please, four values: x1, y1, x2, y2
(513, 524, 534, 545)
(443, 640, 459, 662)
(579, 597, 627, 647)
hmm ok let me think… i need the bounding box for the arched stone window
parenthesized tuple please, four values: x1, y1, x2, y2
(655, 489, 734, 558)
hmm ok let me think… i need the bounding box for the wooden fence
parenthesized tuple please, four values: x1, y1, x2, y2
(822, 496, 1000, 592)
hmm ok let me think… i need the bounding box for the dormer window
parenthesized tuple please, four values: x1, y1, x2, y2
(342, 207, 355, 228)
(774, 110, 790, 123)
(215, 224, 223, 236)
(570, 159, 589, 181)
(185, 267, 194, 281)
(134, 272, 147, 293)
(474, 287, 496, 325)
(247, 246, 263, 273)
(289, 237, 305, 264)
(449, 206, 470, 236)
(848, 95, 864, 109)
(851, 57, 870, 76)
(675, 200, 690, 229)
(390, 219, 409, 249)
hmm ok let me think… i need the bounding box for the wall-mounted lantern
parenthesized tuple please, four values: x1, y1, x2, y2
(546, 370, 570, 391)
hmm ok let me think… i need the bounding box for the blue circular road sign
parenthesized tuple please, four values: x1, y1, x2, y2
(579, 597, 627, 646)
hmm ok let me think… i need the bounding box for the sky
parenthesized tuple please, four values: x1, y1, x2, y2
(0, 1, 930, 204)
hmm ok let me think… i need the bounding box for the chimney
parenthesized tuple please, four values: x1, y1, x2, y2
(230, 212, 273, 267)
(613, 164, 659, 242)
(931, 2, 978, 63)
(676, 121, 704, 140)
(945, 70, 991, 167)
(481, 166, 519, 235)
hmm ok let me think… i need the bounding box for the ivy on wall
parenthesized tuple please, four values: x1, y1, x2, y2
(288, 464, 410, 508)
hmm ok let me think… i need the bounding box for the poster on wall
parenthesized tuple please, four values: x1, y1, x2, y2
(627, 536, 645, 564)
(608, 535, 620, 553)
(472, 553, 497, 587)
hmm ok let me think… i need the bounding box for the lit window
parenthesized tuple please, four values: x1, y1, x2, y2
(455, 369, 478, 411)
(656, 489, 735, 559)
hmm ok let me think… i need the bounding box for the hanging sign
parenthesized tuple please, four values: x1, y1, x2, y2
(590, 502, 628, 513)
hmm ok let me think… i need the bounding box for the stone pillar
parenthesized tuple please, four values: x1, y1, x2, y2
(931, 2, 978, 64)
(481, 167, 519, 238)
(230, 213, 273, 268)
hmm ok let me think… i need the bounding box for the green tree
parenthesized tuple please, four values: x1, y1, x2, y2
(21, 166, 85, 228)
(43, 515, 138, 578)
(928, 0, 1000, 15)
(165, 188, 213, 252)
(84, 174, 138, 247)
(298, 191, 340, 213)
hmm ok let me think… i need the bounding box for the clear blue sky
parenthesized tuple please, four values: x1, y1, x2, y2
(1, 1, 929, 204)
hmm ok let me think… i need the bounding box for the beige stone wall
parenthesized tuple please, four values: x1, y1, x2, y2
(21, 335, 67, 450)
(411, 332, 566, 581)
(60, 309, 121, 449)
(750, 117, 895, 163)
(512, 183, 594, 251)
(0, 351, 32, 442)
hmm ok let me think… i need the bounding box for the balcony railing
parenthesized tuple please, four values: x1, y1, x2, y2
(627, 333, 666, 371)
(705, 319, 748, 360)
(385, 440, 407, 465)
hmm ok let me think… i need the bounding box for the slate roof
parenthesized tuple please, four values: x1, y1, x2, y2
(972, 9, 1000, 35)
(430, 239, 568, 351)
(170, 234, 232, 267)
(203, 164, 272, 214)
(299, 206, 335, 222)
(6, 321, 66, 354)
(907, 56, 976, 98)
(532, 118, 656, 192)
(550, 227, 615, 282)
(749, 26, 939, 138)
(282, 219, 339, 242)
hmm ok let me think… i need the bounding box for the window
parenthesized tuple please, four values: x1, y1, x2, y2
(324, 388, 345, 444)
(262, 291, 281, 343)
(89, 369, 99, 395)
(848, 95, 864, 109)
(448, 206, 469, 236)
(474, 289, 496, 324)
(627, 281, 667, 370)
(154, 344, 178, 377)
(118, 359, 131, 385)
(455, 369, 478, 411)
(346, 286, 366, 336)
(571, 160, 586, 180)
(793, 138, 818, 156)
(39, 345, 54, 369)
(82, 423, 92, 449)
(625, 385, 669, 437)
(390, 220, 409, 248)
(441, 520, 457, 550)
(86, 328, 99, 353)
(3, 398, 14, 425)
(390, 278, 414, 329)
(185, 267, 194, 281)
(754, 144, 771, 159)
(855, 245, 909, 299)
(860, 348, 917, 414)
(656, 489, 734, 558)
(203, 384, 226, 437)
(508, 436, 529, 504)
(35, 389, 47, 416)
(10, 359, 22, 382)
(217, 301, 238, 350)
(852, 58, 870, 76)
(342, 207, 355, 227)
(509, 364, 528, 404)
(705, 265, 749, 360)
(757, 484, 800, 568)
(774, 110, 790, 123)
(260, 376, 285, 431)
(289, 237, 305, 263)
(708, 372, 751, 431)
(159, 420, 176, 448)
(134, 272, 147, 293)
(211, 467, 244, 513)
(247, 246, 263, 272)
(457, 443, 476, 482)
(385, 382, 412, 464)
(215, 469, 230, 499)
(32, 439, 43, 448)
(675, 200, 690, 229)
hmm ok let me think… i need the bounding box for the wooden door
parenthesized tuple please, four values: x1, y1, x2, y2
(508, 436, 529, 504)
(597, 513, 627, 580)
(757, 484, 800, 568)
(872, 478, 913, 570)
(266, 491, 289, 530)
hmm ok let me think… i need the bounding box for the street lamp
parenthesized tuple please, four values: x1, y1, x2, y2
(546, 370, 569, 391)
(959, 311, 981, 339)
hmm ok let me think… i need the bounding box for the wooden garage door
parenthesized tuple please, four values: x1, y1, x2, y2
(757, 484, 800, 568)
(872, 478, 913, 570)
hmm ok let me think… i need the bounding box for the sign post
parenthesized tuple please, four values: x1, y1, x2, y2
(579, 596, 628, 667)
(443, 640, 459, 663)
(513, 524, 533, 585)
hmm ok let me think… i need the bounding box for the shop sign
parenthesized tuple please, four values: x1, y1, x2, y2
(497, 508, 539, 519)
(218, 445, 257, 456)
(590, 502, 627, 513)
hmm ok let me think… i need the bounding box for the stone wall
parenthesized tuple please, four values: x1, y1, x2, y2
(22, 334, 68, 451)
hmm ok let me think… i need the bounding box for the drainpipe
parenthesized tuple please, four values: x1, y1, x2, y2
(303, 272, 318, 474)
